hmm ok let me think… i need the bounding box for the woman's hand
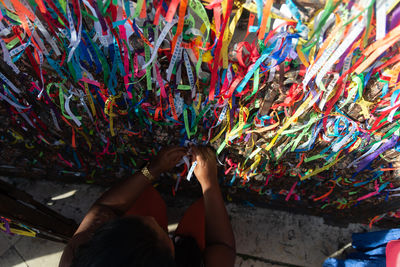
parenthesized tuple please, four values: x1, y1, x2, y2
(191, 146, 218, 190)
(148, 146, 187, 176)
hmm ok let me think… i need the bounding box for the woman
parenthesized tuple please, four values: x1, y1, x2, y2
(59, 146, 236, 267)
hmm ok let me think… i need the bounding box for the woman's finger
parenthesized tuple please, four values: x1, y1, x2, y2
(170, 150, 186, 158)
(190, 147, 200, 162)
(160, 146, 185, 156)
(197, 146, 209, 159)
(190, 156, 196, 164)
(168, 146, 187, 152)
(173, 155, 184, 163)
(171, 151, 186, 161)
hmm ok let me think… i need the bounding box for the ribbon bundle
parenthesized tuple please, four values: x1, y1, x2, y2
(2, 0, 400, 224)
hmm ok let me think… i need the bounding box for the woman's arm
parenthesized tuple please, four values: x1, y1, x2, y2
(191, 146, 236, 267)
(59, 146, 186, 267)
(95, 146, 186, 214)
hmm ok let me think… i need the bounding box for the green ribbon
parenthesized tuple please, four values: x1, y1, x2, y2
(144, 26, 152, 91)
(188, 0, 210, 75)
(245, 68, 260, 101)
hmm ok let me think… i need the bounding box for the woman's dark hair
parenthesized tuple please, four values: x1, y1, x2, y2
(71, 217, 176, 267)
(174, 235, 203, 267)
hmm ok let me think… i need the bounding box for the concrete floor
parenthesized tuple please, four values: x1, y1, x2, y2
(0, 177, 375, 267)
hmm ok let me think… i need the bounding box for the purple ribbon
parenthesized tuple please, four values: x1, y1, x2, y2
(356, 134, 399, 173)
(390, 5, 400, 31)
(335, 31, 362, 72)
(0, 217, 14, 235)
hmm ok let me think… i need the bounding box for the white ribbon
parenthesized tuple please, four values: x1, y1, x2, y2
(0, 92, 30, 109)
(316, 23, 364, 89)
(166, 35, 183, 81)
(183, 50, 196, 98)
(186, 161, 198, 181)
(0, 72, 21, 94)
(141, 19, 178, 70)
(207, 105, 228, 141)
(67, 3, 82, 62)
(0, 39, 19, 74)
(376, 0, 387, 40)
(65, 94, 82, 127)
(50, 109, 62, 131)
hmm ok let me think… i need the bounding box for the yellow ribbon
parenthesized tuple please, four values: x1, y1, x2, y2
(83, 74, 96, 117)
(104, 93, 122, 137)
(0, 222, 36, 237)
(265, 94, 316, 151)
(301, 156, 344, 181)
